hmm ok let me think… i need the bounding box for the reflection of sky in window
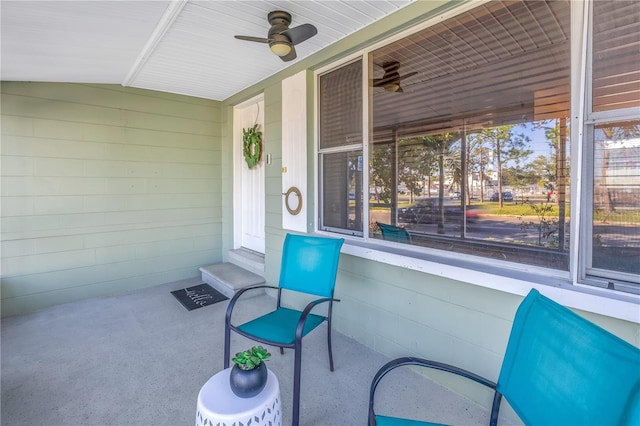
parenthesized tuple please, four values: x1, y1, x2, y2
(521, 124, 555, 157)
(519, 121, 570, 156)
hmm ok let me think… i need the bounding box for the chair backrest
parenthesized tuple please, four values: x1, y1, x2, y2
(498, 289, 640, 425)
(377, 222, 411, 244)
(279, 234, 344, 298)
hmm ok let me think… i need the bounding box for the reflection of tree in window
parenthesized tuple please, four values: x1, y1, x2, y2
(370, 143, 393, 205)
(398, 138, 439, 203)
(473, 126, 532, 209)
(422, 133, 460, 234)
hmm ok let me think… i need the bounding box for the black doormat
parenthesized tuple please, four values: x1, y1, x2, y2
(171, 283, 228, 311)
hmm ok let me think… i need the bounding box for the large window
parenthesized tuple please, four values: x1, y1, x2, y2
(317, 0, 639, 293)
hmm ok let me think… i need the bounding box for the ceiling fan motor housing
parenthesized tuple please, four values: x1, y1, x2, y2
(374, 61, 417, 92)
(267, 11, 292, 26)
(268, 11, 293, 48)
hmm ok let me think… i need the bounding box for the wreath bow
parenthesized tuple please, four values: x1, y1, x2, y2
(242, 123, 263, 169)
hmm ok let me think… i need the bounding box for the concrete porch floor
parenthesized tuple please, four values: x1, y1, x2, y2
(1, 277, 499, 425)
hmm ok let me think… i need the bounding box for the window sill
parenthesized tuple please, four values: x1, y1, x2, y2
(337, 236, 640, 324)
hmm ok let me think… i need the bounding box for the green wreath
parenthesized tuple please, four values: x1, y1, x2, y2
(242, 123, 263, 169)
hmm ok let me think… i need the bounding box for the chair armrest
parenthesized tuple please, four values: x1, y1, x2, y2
(368, 357, 500, 426)
(225, 284, 280, 326)
(295, 297, 339, 341)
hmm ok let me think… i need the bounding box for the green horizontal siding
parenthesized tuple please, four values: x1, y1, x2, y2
(1, 82, 223, 316)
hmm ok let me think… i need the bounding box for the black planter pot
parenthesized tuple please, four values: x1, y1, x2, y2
(229, 362, 268, 398)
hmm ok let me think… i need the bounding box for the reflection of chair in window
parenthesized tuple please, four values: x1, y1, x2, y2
(224, 233, 344, 426)
(377, 222, 411, 244)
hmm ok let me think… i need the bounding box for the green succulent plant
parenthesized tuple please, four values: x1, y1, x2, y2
(232, 346, 271, 371)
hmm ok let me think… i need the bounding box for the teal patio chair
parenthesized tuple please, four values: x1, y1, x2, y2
(377, 222, 412, 244)
(369, 289, 640, 425)
(224, 233, 344, 426)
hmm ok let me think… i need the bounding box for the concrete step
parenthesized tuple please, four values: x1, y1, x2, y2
(227, 248, 265, 277)
(200, 262, 266, 299)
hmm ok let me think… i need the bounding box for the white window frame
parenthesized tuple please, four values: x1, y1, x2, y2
(579, 0, 640, 290)
(316, 54, 367, 237)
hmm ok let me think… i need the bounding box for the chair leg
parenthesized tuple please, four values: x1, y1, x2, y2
(292, 341, 302, 426)
(223, 323, 231, 369)
(280, 347, 284, 355)
(327, 322, 335, 372)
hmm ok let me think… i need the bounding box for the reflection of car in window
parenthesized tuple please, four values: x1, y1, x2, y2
(490, 191, 513, 202)
(398, 198, 477, 224)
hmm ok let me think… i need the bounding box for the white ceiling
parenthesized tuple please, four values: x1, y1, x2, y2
(1, 0, 415, 101)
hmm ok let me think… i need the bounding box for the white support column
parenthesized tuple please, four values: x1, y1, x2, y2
(282, 70, 308, 232)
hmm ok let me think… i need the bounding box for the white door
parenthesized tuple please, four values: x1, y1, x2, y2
(233, 95, 265, 253)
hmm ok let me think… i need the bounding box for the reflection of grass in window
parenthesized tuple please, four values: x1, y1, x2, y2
(593, 209, 640, 223)
(481, 202, 565, 217)
(369, 202, 412, 210)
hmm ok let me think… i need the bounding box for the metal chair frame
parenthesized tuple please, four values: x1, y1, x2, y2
(368, 357, 502, 426)
(368, 289, 640, 425)
(224, 285, 338, 426)
(224, 234, 343, 426)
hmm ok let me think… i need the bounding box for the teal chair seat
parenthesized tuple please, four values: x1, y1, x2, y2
(375, 415, 444, 426)
(237, 307, 326, 345)
(369, 289, 640, 425)
(224, 233, 344, 426)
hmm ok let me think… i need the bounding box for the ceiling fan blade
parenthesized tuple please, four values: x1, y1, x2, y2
(283, 24, 317, 45)
(280, 45, 297, 62)
(373, 76, 399, 87)
(381, 61, 400, 72)
(397, 71, 418, 81)
(234, 35, 270, 44)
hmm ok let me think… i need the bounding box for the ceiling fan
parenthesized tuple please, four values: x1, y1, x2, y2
(234, 11, 317, 62)
(373, 61, 418, 92)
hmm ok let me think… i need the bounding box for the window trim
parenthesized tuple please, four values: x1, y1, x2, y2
(578, 0, 640, 289)
(570, 0, 590, 286)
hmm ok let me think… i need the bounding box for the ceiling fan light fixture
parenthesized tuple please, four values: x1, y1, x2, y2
(384, 83, 401, 92)
(270, 41, 292, 57)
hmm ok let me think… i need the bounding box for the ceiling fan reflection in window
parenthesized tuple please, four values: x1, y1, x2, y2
(373, 61, 417, 93)
(234, 11, 317, 62)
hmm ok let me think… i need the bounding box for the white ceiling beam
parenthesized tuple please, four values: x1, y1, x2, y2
(122, 0, 188, 87)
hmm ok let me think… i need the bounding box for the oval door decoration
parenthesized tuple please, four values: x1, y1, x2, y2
(284, 186, 303, 215)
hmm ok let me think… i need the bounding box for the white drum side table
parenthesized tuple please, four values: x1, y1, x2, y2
(195, 368, 282, 426)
